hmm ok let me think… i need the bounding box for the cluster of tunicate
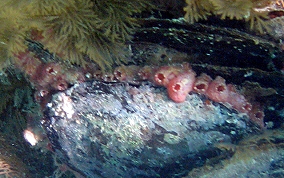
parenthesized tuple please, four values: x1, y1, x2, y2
(14, 51, 85, 105)
(94, 63, 265, 128)
(12, 48, 265, 128)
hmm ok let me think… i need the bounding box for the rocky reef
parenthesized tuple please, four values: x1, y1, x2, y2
(43, 80, 260, 178)
(0, 0, 284, 177)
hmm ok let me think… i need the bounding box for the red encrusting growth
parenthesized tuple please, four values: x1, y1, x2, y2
(114, 65, 140, 82)
(107, 63, 265, 128)
(13, 50, 86, 105)
(248, 104, 265, 128)
(138, 66, 156, 81)
(12, 48, 265, 129)
(226, 84, 252, 113)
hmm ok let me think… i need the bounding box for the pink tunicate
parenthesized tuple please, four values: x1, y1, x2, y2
(154, 66, 182, 86)
(138, 66, 155, 81)
(206, 76, 229, 103)
(34, 89, 50, 102)
(102, 73, 116, 82)
(113, 66, 127, 81)
(37, 63, 62, 86)
(113, 65, 140, 83)
(167, 70, 196, 103)
(52, 79, 68, 91)
(248, 104, 265, 128)
(227, 84, 252, 113)
(193, 73, 212, 94)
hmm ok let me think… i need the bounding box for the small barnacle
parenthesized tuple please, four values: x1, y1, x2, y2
(52, 79, 68, 91)
(248, 104, 265, 128)
(101, 73, 116, 82)
(226, 84, 252, 113)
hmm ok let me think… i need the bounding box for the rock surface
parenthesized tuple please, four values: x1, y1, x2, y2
(43, 80, 260, 178)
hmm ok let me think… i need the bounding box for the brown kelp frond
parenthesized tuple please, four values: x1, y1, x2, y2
(0, 7, 26, 50)
(249, 0, 276, 33)
(23, 0, 151, 71)
(247, 10, 270, 34)
(0, 157, 27, 178)
(0, 5, 44, 66)
(184, 0, 213, 24)
(93, 0, 152, 43)
(40, 0, 98, 47)
(38, 0, 118, 70)
(0, 46, 10, 72)
(210, 0, 253, 20)
(183, 0, 278, 34)
(0, 0, 153, 71)
(0, 0, 28, 9)
(76, 32, 125, 71)
(276, 0, 284, 7)
(251, 0, 272, 9)
(25, 0, 77, 16)
(0, 7, 30, 71)
(56, 37, 87, 67)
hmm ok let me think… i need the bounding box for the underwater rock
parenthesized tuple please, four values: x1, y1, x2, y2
(42, 80, 261, 178)
(185, 128, 284, 178)
(0, 134, 30, 178)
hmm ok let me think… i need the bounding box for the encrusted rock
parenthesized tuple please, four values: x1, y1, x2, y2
(43, 80, 260, 178)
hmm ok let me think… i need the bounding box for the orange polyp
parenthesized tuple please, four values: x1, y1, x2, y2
(138, 66, 154, 80)
(116, 71, 122, 78)
(244, 102, 253, 112)
(109, 63, 266, 128)
(255, 110, 264, 119)
(173, 83, 181, 92)
(113, 66, 127, 81)
(47, 67, 55, 74)
(193, 73, 212, 94)
(217, 85, 225, 92)
(195, 83, 206, 90)
(154, 66, 182, 86)
(157, 73, 165, 81)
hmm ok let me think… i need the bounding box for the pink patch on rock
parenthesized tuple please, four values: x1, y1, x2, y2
(167, 70, 196, 103)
